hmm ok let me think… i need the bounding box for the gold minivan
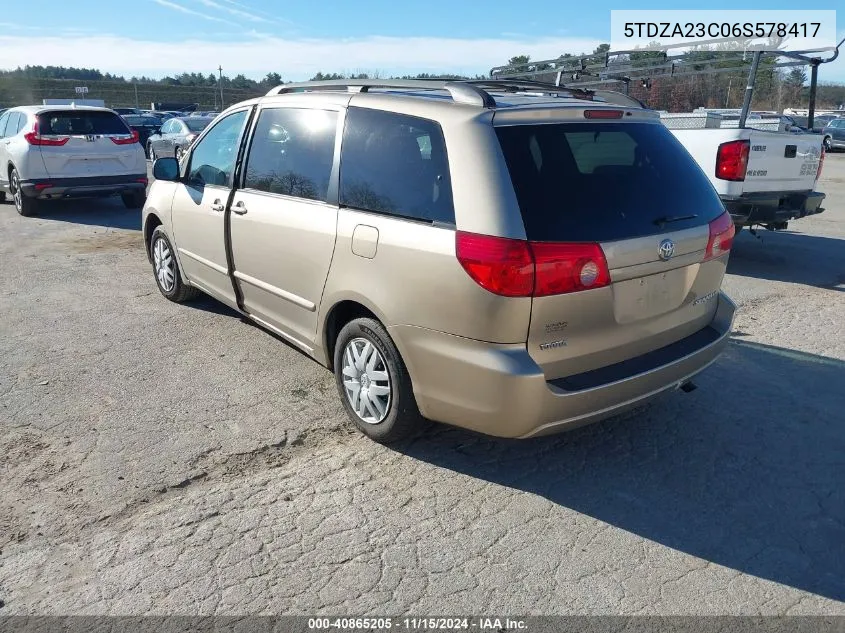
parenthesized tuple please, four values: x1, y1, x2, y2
(142, 79, 736, 443)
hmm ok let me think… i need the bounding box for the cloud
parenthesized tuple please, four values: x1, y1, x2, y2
(0, 33, 607, 81)
(193, 0, 269, 23)
(150, 0, 229, 24)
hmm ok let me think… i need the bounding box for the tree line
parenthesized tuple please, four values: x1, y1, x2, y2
(2, 52, 843, 111)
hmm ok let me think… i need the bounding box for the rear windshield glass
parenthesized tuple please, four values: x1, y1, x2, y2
(495, 122, 725, 242)
(38, 110, 129, 135)
(184, 118, 212, 132)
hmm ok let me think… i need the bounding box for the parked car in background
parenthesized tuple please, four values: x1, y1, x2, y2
(142, 79, 736, 443)
(145, 111, 177, 122)
(0, 105, 146, 216)
(189, 111, 220, 118)
(146, 116, 214, 161)
(122, 115, 163, 157)
(822, 118, 845, 151)
(113, 107, 143, 116)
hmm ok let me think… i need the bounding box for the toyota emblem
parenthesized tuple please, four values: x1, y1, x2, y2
(658, 239, 675, 261)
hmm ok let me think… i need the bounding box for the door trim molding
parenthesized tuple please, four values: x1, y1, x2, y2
(178, 248, 228, 276)
(233, 270, 316, 312)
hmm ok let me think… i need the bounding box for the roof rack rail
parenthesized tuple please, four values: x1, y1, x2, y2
(264, 78, 623, 108)
(267, 79, 496, 108)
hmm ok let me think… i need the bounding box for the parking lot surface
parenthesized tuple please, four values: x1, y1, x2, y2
(1, 156, 844, 615)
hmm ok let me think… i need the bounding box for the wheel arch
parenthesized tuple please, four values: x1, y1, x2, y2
(320, 294, 389, 370)
(143, 212, 163, 262)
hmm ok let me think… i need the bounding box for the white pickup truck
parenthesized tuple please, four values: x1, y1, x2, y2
(660, 113, 826, 231)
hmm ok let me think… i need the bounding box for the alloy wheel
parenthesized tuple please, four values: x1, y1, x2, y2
(11, 171, 22, 212)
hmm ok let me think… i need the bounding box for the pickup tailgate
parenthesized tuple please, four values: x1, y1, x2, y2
(744, 130, 822, 193)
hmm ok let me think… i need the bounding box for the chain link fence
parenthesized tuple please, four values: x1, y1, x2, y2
(0, 77, 264, 110)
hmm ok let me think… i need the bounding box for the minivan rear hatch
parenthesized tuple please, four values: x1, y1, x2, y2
(494, 117, 731, 382)
(34, 110, 140, 178)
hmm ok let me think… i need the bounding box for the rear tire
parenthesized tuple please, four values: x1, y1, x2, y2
(0, 192, 6, 203)
(333, 317, 426, 444)
(10, 168, 37, 217)
(150, 226, 199, 303)
(121, 190, 146, 209)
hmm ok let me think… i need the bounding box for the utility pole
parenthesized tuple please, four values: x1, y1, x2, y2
(218, 65, 224, 110)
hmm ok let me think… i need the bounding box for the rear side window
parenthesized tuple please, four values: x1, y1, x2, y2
(184, 118, 211, 132)
(244, 108, 338, 203)
(5, 113, 22, 136)
(37, 110, 130, 135)
(14, 113, 28, 135)
(495, 122, 725, 242)
(340, 107, 454, 224)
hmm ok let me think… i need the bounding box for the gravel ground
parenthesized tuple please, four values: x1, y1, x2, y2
(0, 155, 843, 615)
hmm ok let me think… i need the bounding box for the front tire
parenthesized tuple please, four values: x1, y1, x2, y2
(148, 145, 157, 162)
(333, 318, 425, 443)
(150, 226, 199, 303)
(823, 136, 832, 152)
(10, 168, 37, 217)
(175, 146, 184, 161)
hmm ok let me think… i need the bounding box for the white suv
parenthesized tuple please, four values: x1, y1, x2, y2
(0, 106, 147, 216)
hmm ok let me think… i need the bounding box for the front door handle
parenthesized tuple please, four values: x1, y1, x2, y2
(232, 201, 248, 215)
(210, 199, 225, 212)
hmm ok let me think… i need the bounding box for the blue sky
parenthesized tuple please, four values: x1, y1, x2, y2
(0, 0, 842, 82)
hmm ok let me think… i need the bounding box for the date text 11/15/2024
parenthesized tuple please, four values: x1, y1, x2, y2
(307, 617, 528, 630)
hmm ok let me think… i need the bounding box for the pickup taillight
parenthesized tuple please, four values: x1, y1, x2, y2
(715, 140, 750, 181)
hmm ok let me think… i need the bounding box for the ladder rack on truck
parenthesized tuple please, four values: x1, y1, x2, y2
(490, 36, 845, 130)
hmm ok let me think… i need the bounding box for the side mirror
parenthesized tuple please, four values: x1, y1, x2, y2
(152, 157, 180, 182)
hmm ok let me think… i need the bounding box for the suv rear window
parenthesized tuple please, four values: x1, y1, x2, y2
(38, 110, 129, 135)
(495, 122, 725, 242)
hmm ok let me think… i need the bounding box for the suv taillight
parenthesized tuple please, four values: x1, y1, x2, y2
(24, 122, 69, 146)
(715, 140, 749, 181)
(456, 232, 611, 297)
(816, 147, 825, 181)
(110, 130, 140, 145)
(704, 212, 735, 261)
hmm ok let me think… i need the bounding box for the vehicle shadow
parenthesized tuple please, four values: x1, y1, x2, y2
(397, 340, 845, 601)
(729, 229, 845, 289)
(24, 198, 141, 231)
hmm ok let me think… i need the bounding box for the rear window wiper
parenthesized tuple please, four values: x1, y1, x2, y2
(653, 214, 698, 228)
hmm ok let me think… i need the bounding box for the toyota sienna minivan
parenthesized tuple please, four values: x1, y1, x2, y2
(142, 79, 736, 443)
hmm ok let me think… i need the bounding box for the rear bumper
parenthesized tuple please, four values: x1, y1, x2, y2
(19, 174, 148, 199)
(722, 190, 825, 226)
(390, 293, 736, 439)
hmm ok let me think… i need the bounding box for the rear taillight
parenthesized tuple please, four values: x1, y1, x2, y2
(110, 130, 140, 145)
(816, 148, 825, 181)
(530, 242, 610, 296)
(455, 232, 534, 297)
(704, 212, 735, 261)
(715, 140, 749, 181)
(456, 232, 611, 297)
(24, 122, 69, 146)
